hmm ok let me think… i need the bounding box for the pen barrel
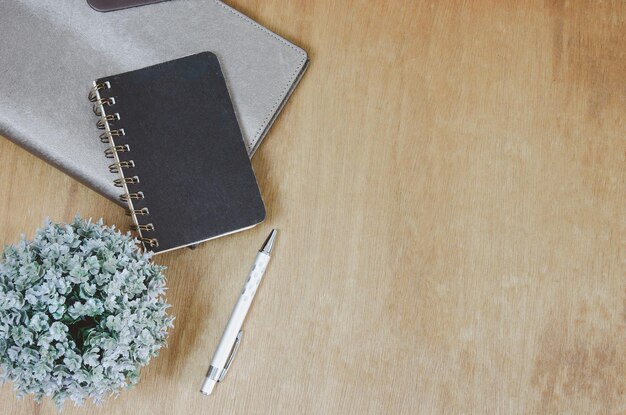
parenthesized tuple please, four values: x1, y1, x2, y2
(209, 252, 270, 371)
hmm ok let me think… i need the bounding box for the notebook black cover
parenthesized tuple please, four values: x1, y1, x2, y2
(93, 52, 265, 253)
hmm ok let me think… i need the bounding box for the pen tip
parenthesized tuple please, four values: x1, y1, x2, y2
(260, 229, 277, 255)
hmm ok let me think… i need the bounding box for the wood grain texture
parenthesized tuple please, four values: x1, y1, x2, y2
(0, 0, 624, 413)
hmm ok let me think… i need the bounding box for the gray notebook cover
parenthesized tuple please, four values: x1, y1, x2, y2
(0, 0, 308, 205)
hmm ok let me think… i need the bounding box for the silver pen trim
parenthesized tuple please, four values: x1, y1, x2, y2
(260, 229, 277, 255)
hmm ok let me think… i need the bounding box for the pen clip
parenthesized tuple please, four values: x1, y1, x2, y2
(219, 330, 243, 382)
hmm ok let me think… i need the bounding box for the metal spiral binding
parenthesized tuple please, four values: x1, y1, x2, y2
(96, 113, 120, 129)
(119, 191, 144, 202)
(114, 176, 140, 187)
(92, 97, 116, 116)
(140, 238, 159, 248)
(131, 223, 155, 232)
(126, 207, 150, 216)
(88, 81, 110, 102)
(109, 161, 135, 173)
(100, 129, 125, 143)
(90, 81, 159, 250)
(104, 145, 130, 158)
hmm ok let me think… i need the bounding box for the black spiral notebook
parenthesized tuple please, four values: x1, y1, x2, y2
(89, 52, 266, 254)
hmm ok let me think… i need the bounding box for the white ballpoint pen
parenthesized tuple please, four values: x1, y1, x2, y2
(200, 229, 277, 396)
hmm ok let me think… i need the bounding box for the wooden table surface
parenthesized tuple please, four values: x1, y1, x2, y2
(1, 1, 624, 413)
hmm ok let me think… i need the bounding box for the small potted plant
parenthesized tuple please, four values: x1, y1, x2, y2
(0, 216, 174, 407)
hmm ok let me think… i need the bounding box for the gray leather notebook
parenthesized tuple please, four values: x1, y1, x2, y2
(0, 0, 308, 205)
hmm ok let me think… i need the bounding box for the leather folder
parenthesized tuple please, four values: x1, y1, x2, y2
(0, 0, 308, 205)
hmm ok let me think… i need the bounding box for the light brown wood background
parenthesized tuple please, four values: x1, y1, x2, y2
(0, 0, 624, 413)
